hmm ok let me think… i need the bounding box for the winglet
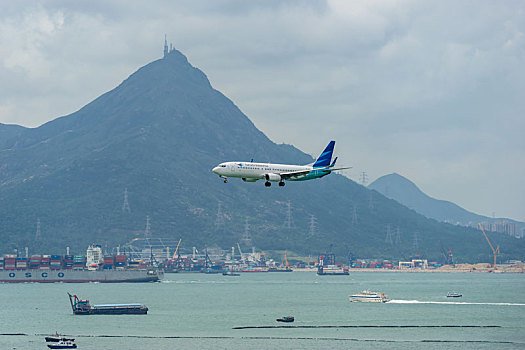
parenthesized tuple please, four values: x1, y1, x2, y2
(330, 156, 338, 167)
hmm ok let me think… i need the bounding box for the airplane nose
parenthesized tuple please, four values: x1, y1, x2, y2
(212, 167, 219, 174)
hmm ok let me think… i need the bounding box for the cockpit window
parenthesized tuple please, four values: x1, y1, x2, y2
(220, 165, 226, 167)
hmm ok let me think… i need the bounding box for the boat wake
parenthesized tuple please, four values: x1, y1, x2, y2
(388, 300, 525, 306)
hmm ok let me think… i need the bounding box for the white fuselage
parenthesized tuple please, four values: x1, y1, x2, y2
(212, 162, 312, 182)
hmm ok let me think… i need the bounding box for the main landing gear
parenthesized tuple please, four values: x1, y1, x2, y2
(265, 181, 285, 187)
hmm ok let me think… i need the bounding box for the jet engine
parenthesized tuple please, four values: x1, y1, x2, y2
(265, 173, 282, 182)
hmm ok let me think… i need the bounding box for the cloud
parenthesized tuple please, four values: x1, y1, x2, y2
(0, 0, 523, 220)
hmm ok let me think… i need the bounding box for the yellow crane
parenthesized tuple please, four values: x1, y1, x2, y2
(171, 238, 182, 260)
(284, 250, 290, 270)
(478, 223, 500, 268)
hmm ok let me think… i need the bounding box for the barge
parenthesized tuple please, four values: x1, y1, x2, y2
(68, 293, 148, 315)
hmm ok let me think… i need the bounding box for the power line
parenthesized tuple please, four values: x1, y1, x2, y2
(385, 223, 393, 246)
(215, 201, 225, 228)
(35, 218, 41, 240)
(413, 231, 420, 256)
(368, 191, 374, 211)
(309, 214, 317, 236)
(284, 200, 294, 229)
(122, 188, 131, 213)
(395, 226, 401, 246)
(241, 217, 252, 245)
(144, 215, 151, 236)
(359, 172, 368, 186)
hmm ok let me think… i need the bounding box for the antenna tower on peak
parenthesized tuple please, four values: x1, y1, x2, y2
(163, 34, 168, 58)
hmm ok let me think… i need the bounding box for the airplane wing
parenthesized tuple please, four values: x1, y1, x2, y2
(328, 166, 352, 172)
(279, 166, 352, 180)
(279, 169, 314, 180)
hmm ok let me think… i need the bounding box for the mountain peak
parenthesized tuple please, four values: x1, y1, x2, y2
(163, 47, 190, 64)
(369, 173, 424, 198)
(119, 47, 212, 92)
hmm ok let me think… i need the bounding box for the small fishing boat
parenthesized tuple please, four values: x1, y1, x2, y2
(447, 292, 462, 298)
(276, 316, 294, 323)
(45, 333, 74, 342)
(47, 340, 77, 349)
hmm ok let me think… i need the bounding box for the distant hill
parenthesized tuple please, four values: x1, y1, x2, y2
(0, 123, 27, 149)
(1, 49, 523, 263)
(368, 173, 524, 230)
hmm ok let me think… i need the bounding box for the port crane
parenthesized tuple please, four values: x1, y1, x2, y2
(478, 223, 500, 268)
(439, 240, 454, 266)
(171, 238, 182, 260)
(237, 243, 246, 264)
(284, 249, 290, 269)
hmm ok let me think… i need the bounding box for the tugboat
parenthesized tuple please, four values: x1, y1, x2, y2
(47, 340, 77, 349)
(222, 265, 240, 276)
(447, 292, 462, 298)
(222, 270, 240, 276)
(276, 316, 294, 323)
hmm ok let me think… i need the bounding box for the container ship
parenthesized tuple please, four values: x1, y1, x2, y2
(0, 245, 163, 283)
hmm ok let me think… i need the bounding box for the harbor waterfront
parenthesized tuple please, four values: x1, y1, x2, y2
(1, 272, 524, 349)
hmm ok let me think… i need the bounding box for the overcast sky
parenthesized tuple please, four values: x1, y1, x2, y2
(1, 0, 524, 221)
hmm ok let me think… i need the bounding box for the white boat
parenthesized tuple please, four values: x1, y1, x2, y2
(349, 290, 390, 303)
(47, 340, 77, 349)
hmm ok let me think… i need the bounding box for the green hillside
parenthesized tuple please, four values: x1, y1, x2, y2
(1, 49, 523, 263)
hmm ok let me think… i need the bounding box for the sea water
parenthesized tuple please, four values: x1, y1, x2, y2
(1, 271, 524, 349)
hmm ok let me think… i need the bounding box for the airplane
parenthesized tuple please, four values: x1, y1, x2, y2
(211, 141, 350, 187)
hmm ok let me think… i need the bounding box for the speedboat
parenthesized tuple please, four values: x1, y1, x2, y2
(349, 290, 390, 303)
(447, 292, 462, 298)
(47, 340, 77, 349)
(276, 316, 294, 322)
